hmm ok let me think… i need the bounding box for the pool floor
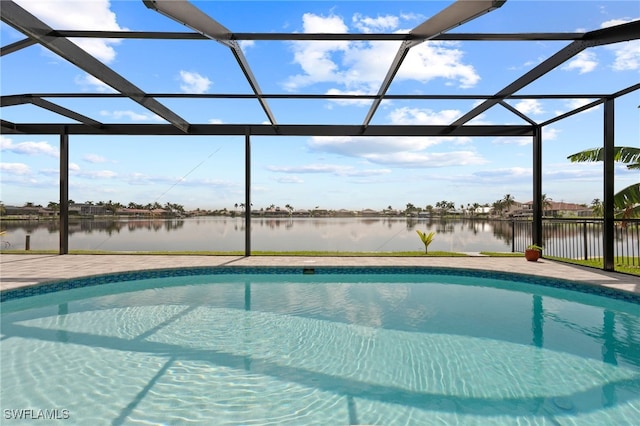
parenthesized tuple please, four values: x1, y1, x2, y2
(1, 271, 640, 425)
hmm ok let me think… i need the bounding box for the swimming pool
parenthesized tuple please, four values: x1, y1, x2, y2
(1, 266, 639, 425)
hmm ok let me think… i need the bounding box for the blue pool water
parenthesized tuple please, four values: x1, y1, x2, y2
(1, 267, 639, 425)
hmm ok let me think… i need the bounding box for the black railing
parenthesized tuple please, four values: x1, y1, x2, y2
(513, 218, 640, 270)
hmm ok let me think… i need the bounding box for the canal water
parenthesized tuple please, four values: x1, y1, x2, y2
(0, 217, 516, 253)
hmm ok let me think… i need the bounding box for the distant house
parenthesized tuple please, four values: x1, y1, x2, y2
(118, 208, 147, 216)
(3, 205, 40, 216)
(474, 206, 492, 215)
(69, 203, 107, 216)
(116, 208, 169, 217)
(359, 209, 378, 216)
(520, 201, 591, 217)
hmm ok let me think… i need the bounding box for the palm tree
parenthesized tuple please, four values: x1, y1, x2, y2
(541, 194, 552, 215)
(568, 147, 640, 218)
(591, 198, 604, 217)
(492, 199, 504, 216)
(47, 201, 60, 215)
(502, 194, 515, 214)
(405, 203, 416, 215)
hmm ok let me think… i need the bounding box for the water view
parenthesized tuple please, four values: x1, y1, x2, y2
(1, 217, 516, 253)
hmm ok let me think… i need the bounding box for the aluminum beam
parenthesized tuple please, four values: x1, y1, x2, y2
(0, 37, 36, 56)
(31, 98, 103, 128)
(0, 0, 190, 133)
(362, 0, 506, 128)
(0, 119, 19, 133)
(499, 101, 537, 125)
(0, 95, 31, 107)
(143, 0, 277, 127)
(582, 19, 640, 46)
(2, 123, 534, 137)
(448, 21, 640, 130)
(1, 96, 102, 128)
(4, 92, 618, 101)
(48, 30, 585, 42)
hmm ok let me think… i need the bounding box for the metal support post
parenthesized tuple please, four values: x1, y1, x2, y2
(532, 125, 543, 249)
(59, 131, 69, 254)
(603, 99, 615, 271)
(245, 131, 251, 256)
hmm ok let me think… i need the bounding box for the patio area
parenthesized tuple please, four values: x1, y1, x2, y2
(1, 254, 639, 295)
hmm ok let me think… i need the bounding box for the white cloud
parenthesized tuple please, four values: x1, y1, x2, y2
(308, 135, 485, 168)
(492, 126, 559, 145)
(74, 74, 116, 93)
(84, 170, 117, 179)
(304, 105, 484, 167)
(553, 99, 601, 116)
(99, 110, 164, 122)
(562, 51, 598, 74)
(0, 136, 59, 157)
(207, 118, 224, 124)
(83, 154, 107, 163)
(268, 163, 391, 177)
(14, 0, 127, 63)
(543, 127, 559, 140)
(284, 13, 479, 92)
(471, 167, 532, 182)
(269, 164, 349, 174)
(400, 41, 479, 88)
(352, 14, 399, 33)
(239, 40, 255, 50)
(325, 88, 373, 107)
(388, 107, 472, 144)
(363, 151, 486, 167)
(513, 99, 544, 115)
(309, 135, 438, 156)
(492, 136, 531, 146)
(275, 176, 304, 184)
(179, 71, 212, 94)
(566, 98, 597, 110)
(601, 18, 640, 71)
(68, 164, 117, 179)
(0, 162, 31, 175)
(388, 107, 462, 125)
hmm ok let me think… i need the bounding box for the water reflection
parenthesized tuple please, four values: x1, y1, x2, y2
(0, 217, 546, 253)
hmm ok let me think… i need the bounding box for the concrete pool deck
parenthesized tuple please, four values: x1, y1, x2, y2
(1, 254, 639, 295)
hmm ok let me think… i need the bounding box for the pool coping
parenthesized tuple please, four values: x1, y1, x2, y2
(2, 254, 639, 301)
(2, 263, 640, 305)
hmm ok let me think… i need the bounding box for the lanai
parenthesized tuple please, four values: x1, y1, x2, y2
(1, 0, 638, 270)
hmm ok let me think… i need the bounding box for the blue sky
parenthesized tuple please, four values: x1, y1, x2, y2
(1, 0, 638, 211)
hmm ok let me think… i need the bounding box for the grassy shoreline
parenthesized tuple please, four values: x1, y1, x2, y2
(2, 250, 637, 276)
